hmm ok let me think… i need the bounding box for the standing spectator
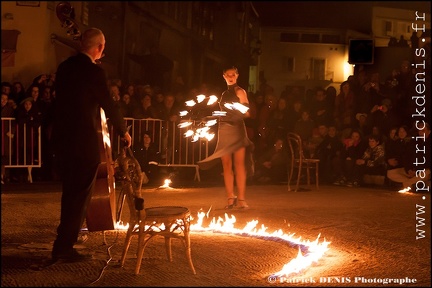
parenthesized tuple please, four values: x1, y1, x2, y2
(157, 93, 181, 164)
(410, 31, 419, 49)
(15, 97, 42, 181)
(334, 81, 355, 133)
(310, 87, 332, 126)
(10, 81, 26, 105)
(266, 97, 290, 146)
(294, 109, 315, 144)
(119, 93, 134, 118)
(133, 94, 158, 119)
(1, 92, 15, 184)
(286, 99, 303, 132)
(256, 93, 277, 151)
(367, 98, 400, 137)
(397, 35, 409, 47)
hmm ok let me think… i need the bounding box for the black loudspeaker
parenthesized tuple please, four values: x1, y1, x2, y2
(348, 39, 374, 64)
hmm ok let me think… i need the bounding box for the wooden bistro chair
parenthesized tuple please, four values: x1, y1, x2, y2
(117, 147, 196, 275)
(286, 132, 320, 192)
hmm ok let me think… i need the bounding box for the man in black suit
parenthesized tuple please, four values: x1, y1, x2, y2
(51, 28, 131, 262)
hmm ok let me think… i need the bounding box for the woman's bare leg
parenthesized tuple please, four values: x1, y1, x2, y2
(233, 147, 248, 207)
(221, 154, 235, 205)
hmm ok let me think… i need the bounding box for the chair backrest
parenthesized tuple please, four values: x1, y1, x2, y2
(287, 132, 304, 161)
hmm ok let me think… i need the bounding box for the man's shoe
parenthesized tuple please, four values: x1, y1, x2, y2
(52, 248, 92, 263)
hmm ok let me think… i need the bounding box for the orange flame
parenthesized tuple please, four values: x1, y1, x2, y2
(115, 209, 330, 279)
(190, 211, 330, 279)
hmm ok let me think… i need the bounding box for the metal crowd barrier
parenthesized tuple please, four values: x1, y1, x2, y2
(109, 118, 212, 182)
(1, 117, 42, 183)
(1, 117, 212, 183)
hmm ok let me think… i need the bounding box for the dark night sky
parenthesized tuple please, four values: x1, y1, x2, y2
(252, 1, 431, 34)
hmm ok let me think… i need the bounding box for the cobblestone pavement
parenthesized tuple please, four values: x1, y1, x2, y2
(1, 180, 430, 287)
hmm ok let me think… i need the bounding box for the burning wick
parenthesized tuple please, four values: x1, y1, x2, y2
(398, 186, 411, 193)
(224, 102, 249, 114)
(159, 178, 172, 189)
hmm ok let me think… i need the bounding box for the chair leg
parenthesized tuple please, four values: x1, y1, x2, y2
(295, 164, 302, 192)
(134, 222, 147, 275)
(164, 237, 173, 262)
(120, 224, 135, 267)
(315, 164, 319, 189)
(184, 227, 196, 274)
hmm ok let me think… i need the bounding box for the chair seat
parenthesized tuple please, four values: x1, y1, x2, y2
(145, 206, 190, 219)
(120, 203, 196, 275)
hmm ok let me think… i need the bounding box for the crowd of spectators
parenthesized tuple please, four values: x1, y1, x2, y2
(1, 57, 430, 190)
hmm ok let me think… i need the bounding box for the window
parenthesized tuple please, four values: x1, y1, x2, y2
(385, 20, 393, 36)
(280, 33, 299, 42)
(310, 58, 325, 80)
(322, 34, 341, 44)
(282, 57, 295, 72)
(301, 34, 320, 43)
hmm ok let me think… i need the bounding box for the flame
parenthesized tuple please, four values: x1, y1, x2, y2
(207, 95, 218, 105)
(178, 121, 193, 128)
(159, 178, 172, 188)
(190, 211, 330, 280)
(398, 186, 411, 193)
(196, 94, 206, 103)
(224, 102, 249, 114)
(185, 100, 196, 107)
(114, 209, 330, 280)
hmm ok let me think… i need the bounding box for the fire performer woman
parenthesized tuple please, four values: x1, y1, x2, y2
(197, 66, 254, 209)
(51, 28, 131, 262)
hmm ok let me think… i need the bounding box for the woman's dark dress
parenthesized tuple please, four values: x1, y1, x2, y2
(197, 84, 254, 175)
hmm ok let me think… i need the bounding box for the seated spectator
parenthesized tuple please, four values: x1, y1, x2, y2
(253, 137, 288, 184)
(333, 129, 367, 186)
(133, 131, 161, 185)
(316, 125, 343, 184)
(350, 134, 386, 187)
(387, 122, 431, 192)
(305, 126, 324, 159)
(385, 126, 409, 171)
